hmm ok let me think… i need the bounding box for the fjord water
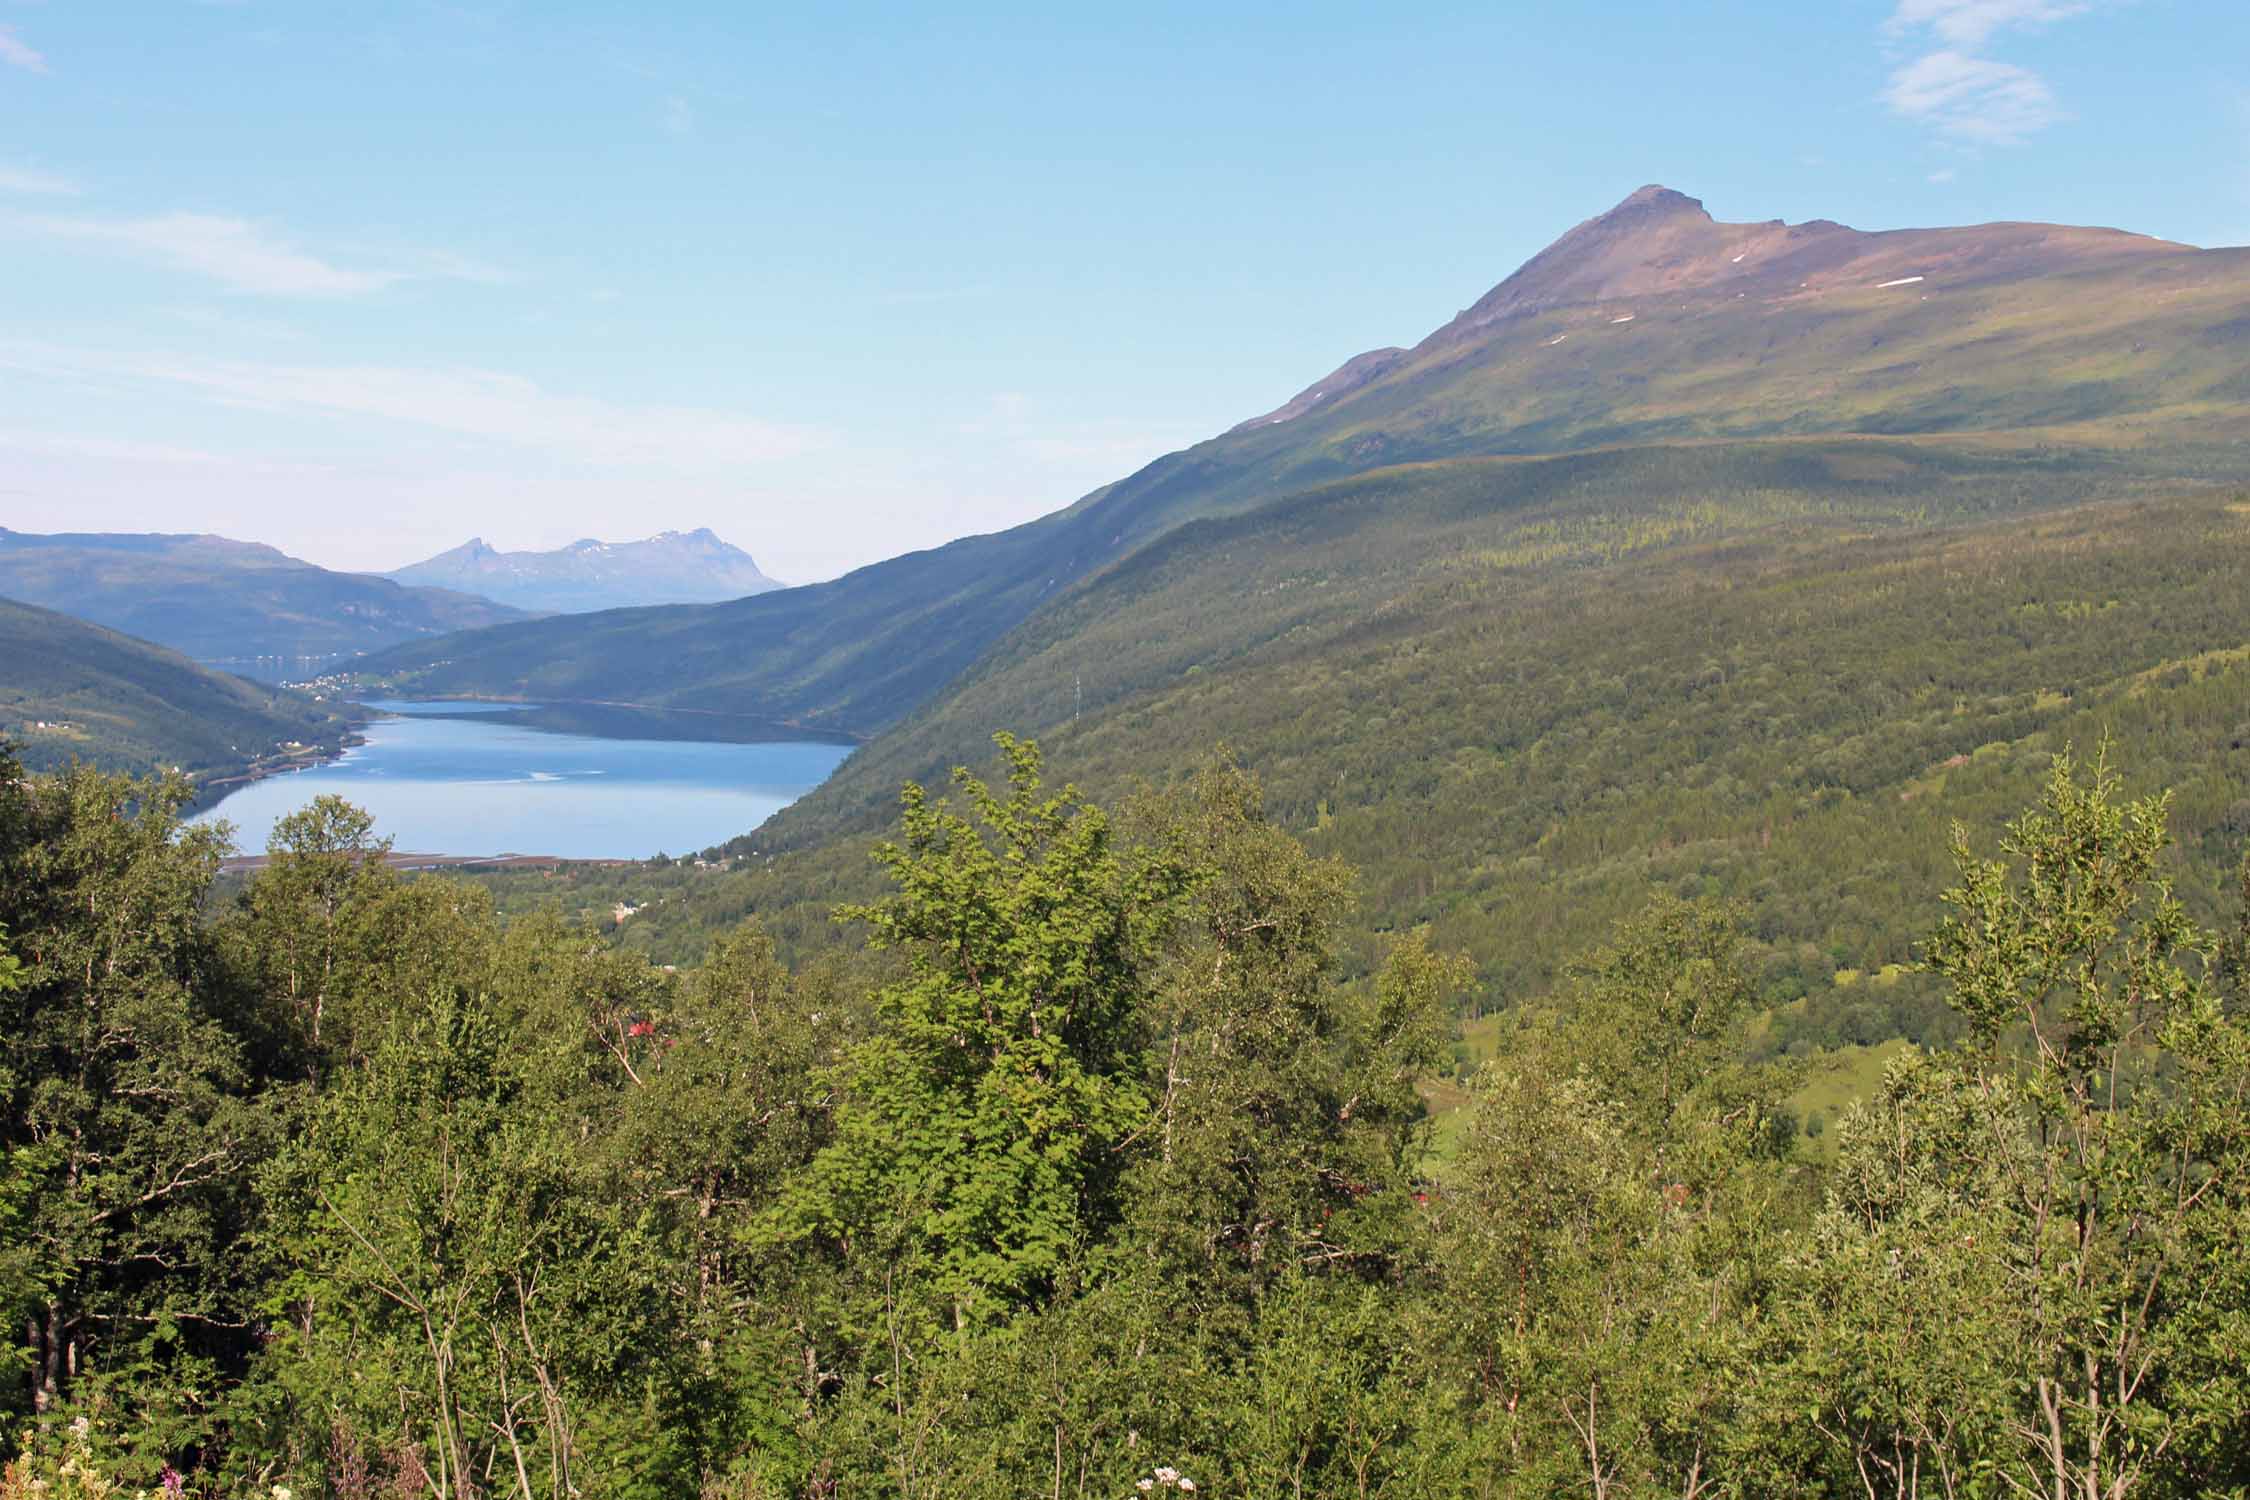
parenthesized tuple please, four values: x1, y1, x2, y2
(195, 701, 852, 859)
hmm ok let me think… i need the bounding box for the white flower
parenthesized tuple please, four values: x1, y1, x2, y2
(1155, 1469, 1178, 1483)
(1178, 1482, 1196, 1493)
(1136, 1482, 1154, 1494)
(273, 1487, 294, 1500)
(70, 1416, 91, 1437)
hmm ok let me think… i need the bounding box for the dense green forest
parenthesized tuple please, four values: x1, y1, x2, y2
(5, 733, 2247, 1497)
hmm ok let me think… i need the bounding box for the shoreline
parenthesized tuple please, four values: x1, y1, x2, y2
(336, 687, 866, 746)
(185, 726, 367, 816)
(218, 849, 639, 876)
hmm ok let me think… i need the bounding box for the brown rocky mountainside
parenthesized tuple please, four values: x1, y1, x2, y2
(1239, 184, 2201, 428)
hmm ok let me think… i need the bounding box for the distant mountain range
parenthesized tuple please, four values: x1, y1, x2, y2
(355, 185, 2250, 737)
(0, 596, 351, 780)
(0, 529, 527, 667)
(385, 529, 784, 613)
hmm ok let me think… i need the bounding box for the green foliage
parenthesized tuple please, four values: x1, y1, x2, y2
(258, 983, 674, 1500)
(4, 738, 2248, 1496)
(1765, 1050, 2027, 1494)
(1426, 891, 1792, 1498)
(769, 735, 1197, 1331)
(1116, 755, 1460, 1311)
(226, 795, 397, 1067)
(0, 918, 35, 1393)
(0, 761, 267, 1473)
(1907, 750, 2250, 1497)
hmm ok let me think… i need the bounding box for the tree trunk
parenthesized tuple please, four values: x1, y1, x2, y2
(35, 1303, 62, 1412)
(24, 1314, 40, 1413)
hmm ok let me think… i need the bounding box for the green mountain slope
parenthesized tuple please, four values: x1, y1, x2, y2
(761, 435, 2243, 844)
(356, 186, 2250, 731)
(0, 529, 528, 667)
(588, 467, 2250, 1060)
(0, 598, 352, 779)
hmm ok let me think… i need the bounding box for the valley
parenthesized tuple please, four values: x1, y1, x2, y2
(384, 189, 2250, 1051)
(7, 152, 2250, 1496)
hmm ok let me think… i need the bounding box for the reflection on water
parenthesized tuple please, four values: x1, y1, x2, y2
(194, 700, 853, 859)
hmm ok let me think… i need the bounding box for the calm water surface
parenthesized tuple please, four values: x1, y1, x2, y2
(195, 700, 852, 859)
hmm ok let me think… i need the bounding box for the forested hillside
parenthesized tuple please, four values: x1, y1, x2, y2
(5, 743, 2247, 1496)
(0, 597, 352, 779)
(476, 446, 2250, 1066)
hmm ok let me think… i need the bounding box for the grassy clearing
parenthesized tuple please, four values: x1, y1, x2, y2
(1787, 1038, 1915, 1158)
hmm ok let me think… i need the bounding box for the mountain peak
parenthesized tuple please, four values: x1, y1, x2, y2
(1233, 185, 2198, 434)
(1420, 184, 1753, 344)
(1604, 184, 1708, 220)
(387, 528, 783, 612)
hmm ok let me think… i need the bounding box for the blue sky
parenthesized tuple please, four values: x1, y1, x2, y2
(2, 2, 2244, 580)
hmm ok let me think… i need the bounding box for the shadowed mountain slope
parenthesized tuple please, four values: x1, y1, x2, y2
(0, 530, 525, 666)
(0, 597, 351, 779)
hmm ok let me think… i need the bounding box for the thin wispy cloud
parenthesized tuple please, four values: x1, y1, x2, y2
(0, 164, 77, 196)
(0, 428, 250, 469)
(10, 212, 497, 298)
(0, 24, 49, 74)
(1882, 0, 2098, 145)
(1886, 0, 2089, 49)
(661, 96, 696, 139)
(167, 306, 306, 342)
(0, 341, 828, 471)
(1883, 50, 2060, 145)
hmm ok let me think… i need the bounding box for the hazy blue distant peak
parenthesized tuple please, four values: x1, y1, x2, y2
(385, 529, 785, 614)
